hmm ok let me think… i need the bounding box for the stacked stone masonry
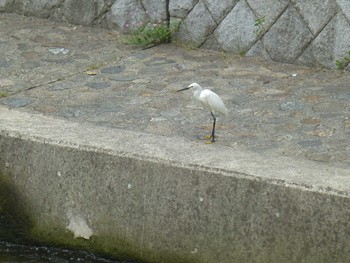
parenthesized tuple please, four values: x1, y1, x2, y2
(1, 0, 350, 69)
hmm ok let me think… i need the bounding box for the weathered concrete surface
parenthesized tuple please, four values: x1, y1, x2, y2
(0, 13, 350, 262)
(1, 107, 350, 263)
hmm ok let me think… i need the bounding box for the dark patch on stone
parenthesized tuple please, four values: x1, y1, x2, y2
(86, 82, 111, 89)
(0, 58, 11, 68)
(101, 66, 125, 74)
(144, 57, 176, 66)
(280, 101, 304, 111)
(298, 140, 322, 148)
(5, 98, 33, 108)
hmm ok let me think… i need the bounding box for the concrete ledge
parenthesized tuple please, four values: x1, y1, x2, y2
(1, 105, 350, 262)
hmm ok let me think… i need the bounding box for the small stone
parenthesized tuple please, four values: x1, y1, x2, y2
(0, 58, 11, 68)
(107, 75, 138, 82)
(289, 111, 304, 118)
(32, 35, 50, 43)
(48, 47, 70, 55)
(312, 101, 345, 113)
(300, 118, 321, 125)
(335, 93, 350, 100)
(132, 78, 151, 84)
(101, 66, 125, 74)
(305, 151, 332, 162)
(131, 52, 151, 59)
(306, 130, 333, 137)
(144, 57, 176, 66)
(21, 51, 41, 59)
(302, 95, 324, 103)
(280, 101, 304, 111)
(0, 79, 14, 87)
(86, 82, 111, 89)
(5, 98, 33, 107)
(150, 117, 167, 122)
(276, 123, 299, 132)
(298, 140, 322, 148)
(253, 110, 273, 117)
(45, 58, 73, 64)
(49, 81, 80, 91)
(17, 43, 31, 50)
(22, 61, 41, 69)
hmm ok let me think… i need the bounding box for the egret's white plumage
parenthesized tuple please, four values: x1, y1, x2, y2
(177, 83, 227, 143)
(191, 83, 227, 115)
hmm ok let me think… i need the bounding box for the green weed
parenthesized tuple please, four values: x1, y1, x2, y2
(336, 50, 350, 70)
(123, 20, 179, 47)
(254, 16, 265, 36)
(0, 92, 8, 98)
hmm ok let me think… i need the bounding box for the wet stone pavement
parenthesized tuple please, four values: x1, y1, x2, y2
(0, 13, 349, 169)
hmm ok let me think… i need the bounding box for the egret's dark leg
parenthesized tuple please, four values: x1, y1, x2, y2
(210, 111, 216, 143)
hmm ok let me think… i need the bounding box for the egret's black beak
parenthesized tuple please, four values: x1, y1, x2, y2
(177, 87, 191, 92)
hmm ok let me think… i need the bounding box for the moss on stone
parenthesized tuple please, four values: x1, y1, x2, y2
(29, 225, 145, 262)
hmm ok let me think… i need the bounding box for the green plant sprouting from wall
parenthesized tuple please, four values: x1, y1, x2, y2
(123, 20, 179, 47)
(254, 15, 265, 36)
(336, 50, 350, 70)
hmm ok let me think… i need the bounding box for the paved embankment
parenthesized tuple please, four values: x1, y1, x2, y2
(0, 13, 350, 263)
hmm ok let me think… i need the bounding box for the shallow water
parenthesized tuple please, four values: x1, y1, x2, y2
(0, 239, 134, 263)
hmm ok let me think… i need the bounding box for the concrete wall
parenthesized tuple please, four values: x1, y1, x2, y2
(1, 108, 350, 262)
(1, 0, 350, 69)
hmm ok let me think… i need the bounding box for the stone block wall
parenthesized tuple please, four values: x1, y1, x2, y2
(1, 0, 350, 69)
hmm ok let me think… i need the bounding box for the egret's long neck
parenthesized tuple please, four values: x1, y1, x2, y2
(193, 86, 202, 99)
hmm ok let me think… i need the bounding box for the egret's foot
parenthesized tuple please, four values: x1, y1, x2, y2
(203, 135, 217, 140)
(204, 137, 216, 144)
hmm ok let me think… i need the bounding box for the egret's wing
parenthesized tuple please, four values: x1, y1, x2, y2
(206, 91, 227, 115)
(197, 89, 212, 109)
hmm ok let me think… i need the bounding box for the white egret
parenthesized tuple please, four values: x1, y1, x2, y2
(177, 83, 227, 143)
